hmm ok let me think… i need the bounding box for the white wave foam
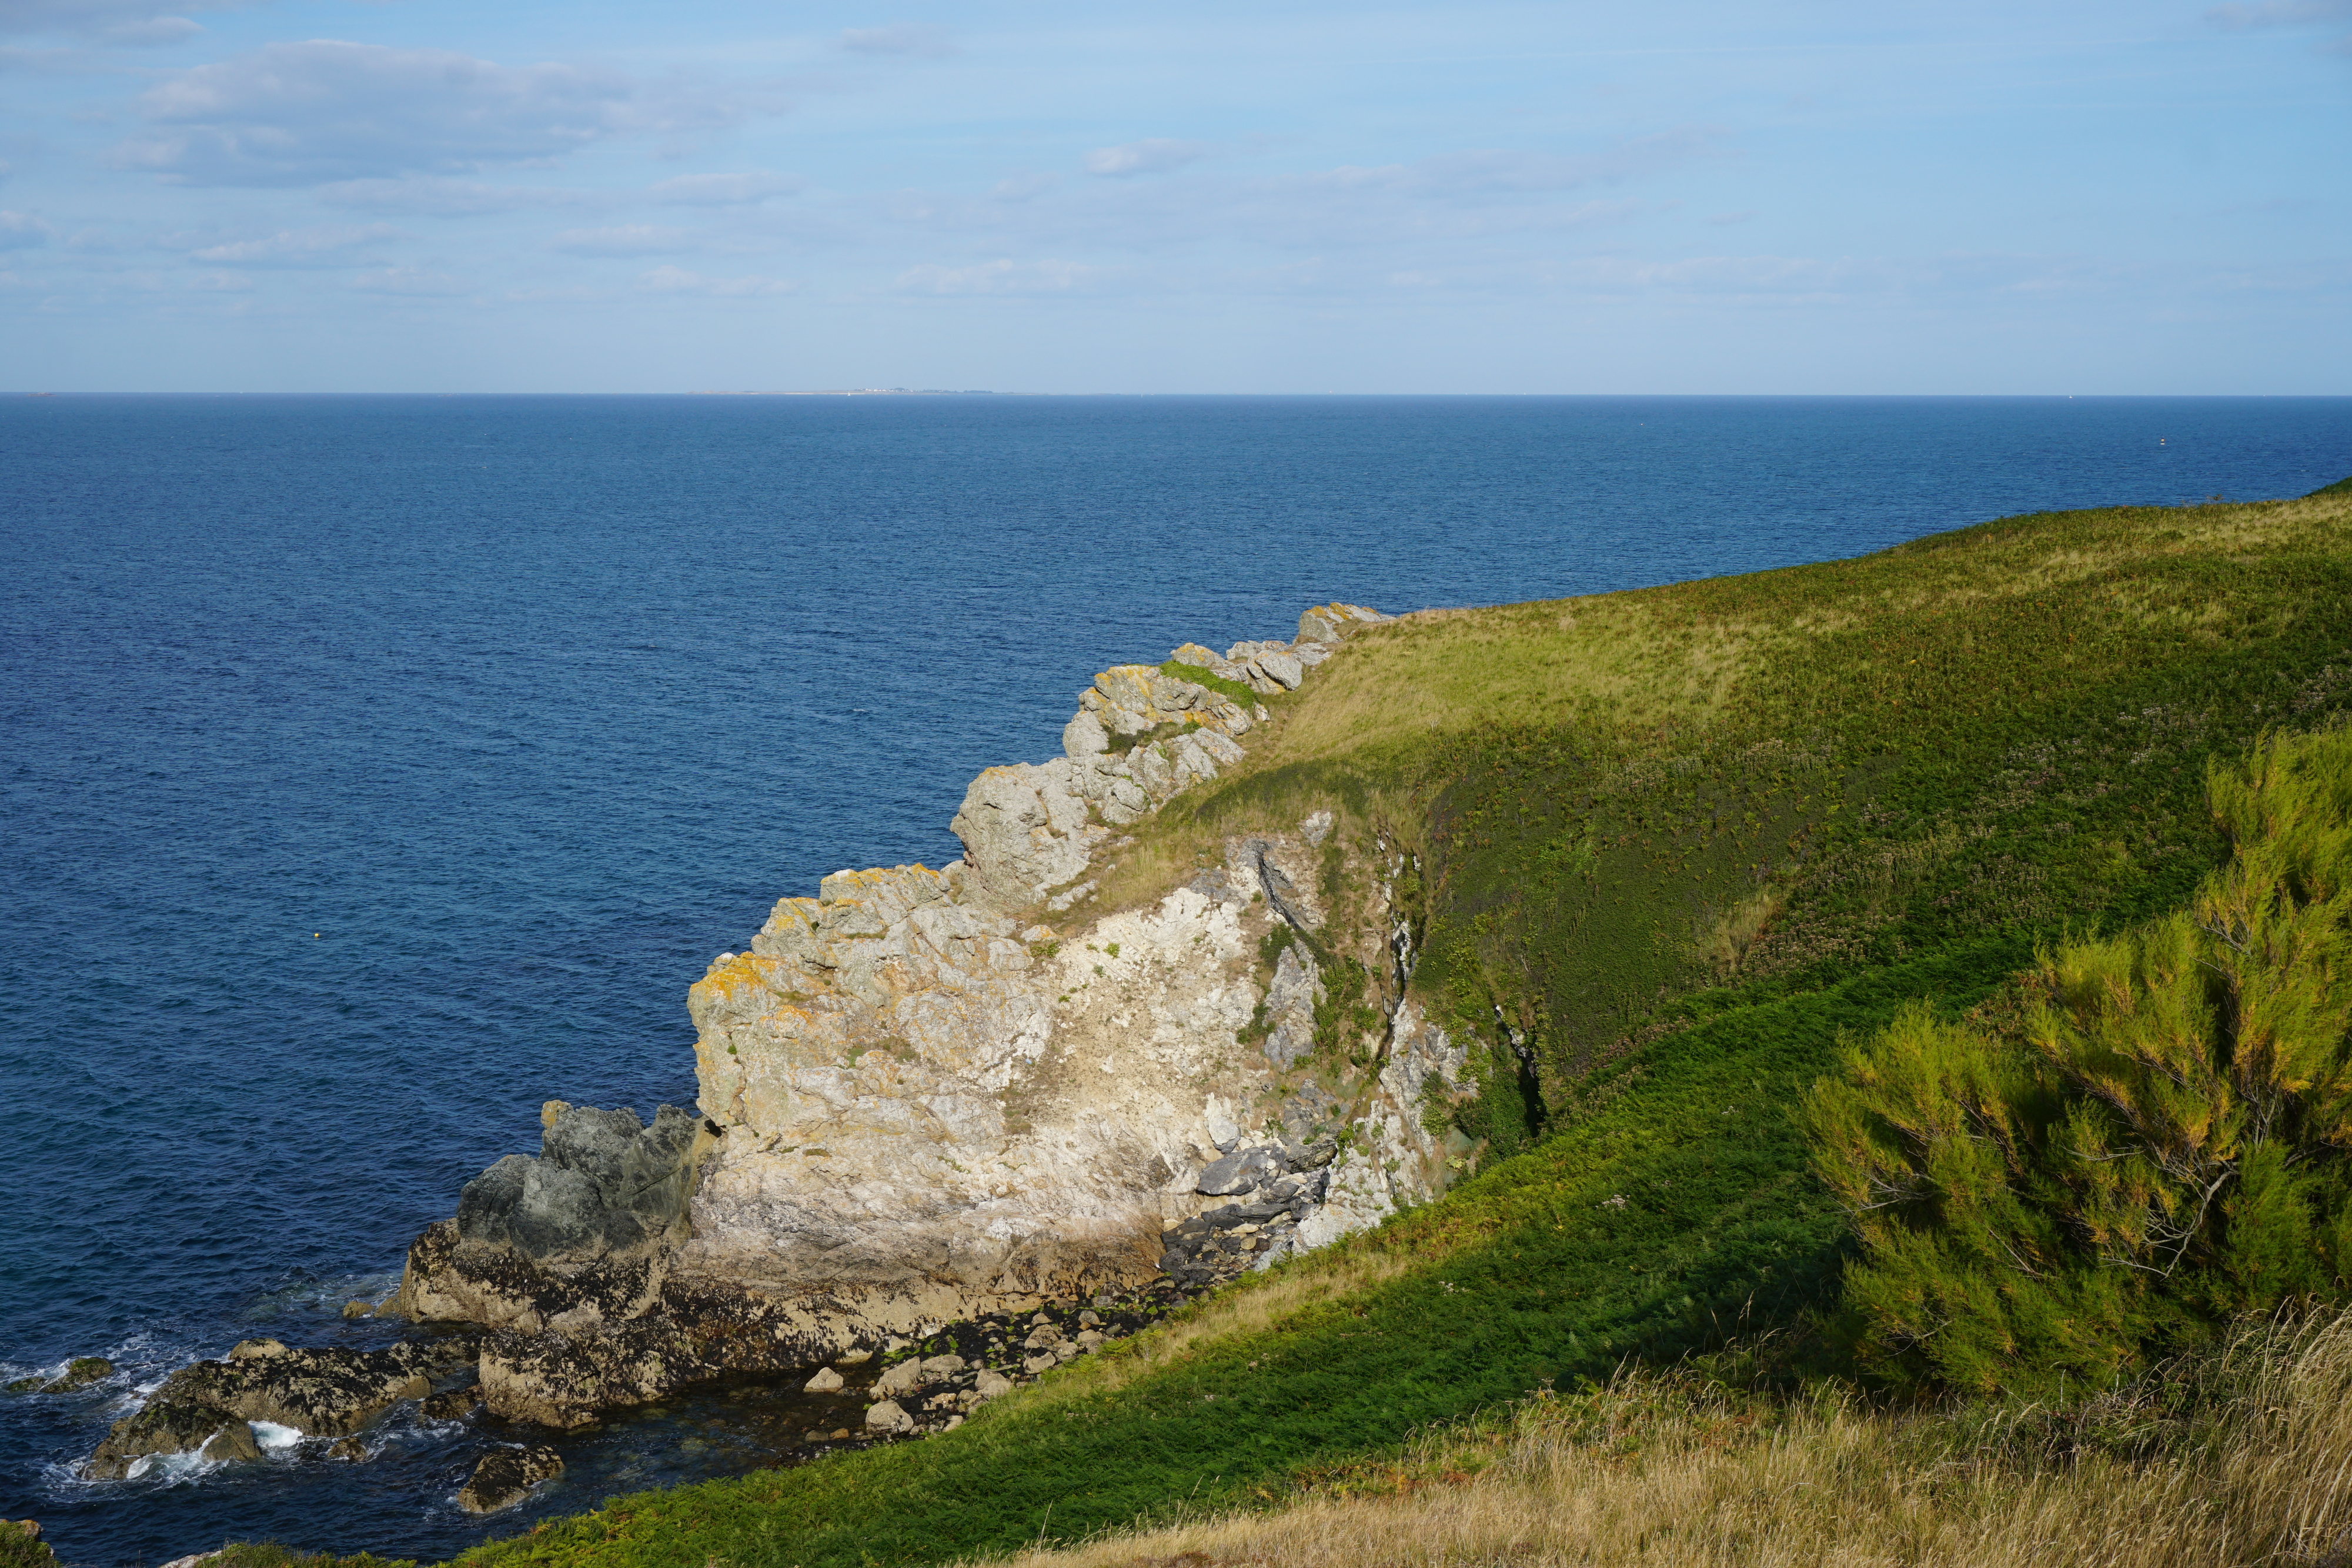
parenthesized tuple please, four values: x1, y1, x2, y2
(125, 1449, 219, 1485)
(252, 1421, 305, 1450)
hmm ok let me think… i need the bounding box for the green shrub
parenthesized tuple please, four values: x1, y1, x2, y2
(1806, 726, 2352, 1394)
(0, 1522, 56, 1568)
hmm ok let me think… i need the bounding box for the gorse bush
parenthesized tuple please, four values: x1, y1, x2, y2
(1807, 726, 2352, 1393)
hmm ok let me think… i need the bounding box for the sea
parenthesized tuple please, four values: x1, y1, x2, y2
(3, 394, 2347, 1566)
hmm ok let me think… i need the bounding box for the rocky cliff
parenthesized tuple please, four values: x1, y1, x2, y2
(393, 603, 1474, 1427)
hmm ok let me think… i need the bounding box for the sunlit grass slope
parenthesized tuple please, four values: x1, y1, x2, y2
(973, 1311, 2352, 1568)
(453, 484, 2352, 1568)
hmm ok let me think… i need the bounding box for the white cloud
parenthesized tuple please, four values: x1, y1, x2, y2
(315, 176, 602, 215)
(989, 172, 1055, 202)
(552, 223, 691, 255)
(1084, 139, 1208, 178)
(634, 264, 792, 296)
(0, 208, 54, 248)
(186, 269, 250, 290)
(0, 0, 252, 42)
(113, 40, 790, 186)
(350, 265, 469, 295)
(646, 170, 800, 205)
(186, 221, 403, 263)
(2205, 0, 2352, 52)
(896, 257, 1106, 293)
(836, 24, 957, 58)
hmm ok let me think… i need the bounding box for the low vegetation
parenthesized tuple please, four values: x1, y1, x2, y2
(975, 1309, 2352, 1568)
(453, 481, 2352, 1568)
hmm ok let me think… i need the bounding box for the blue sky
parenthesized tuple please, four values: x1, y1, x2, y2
(1, 0, 2346, 391)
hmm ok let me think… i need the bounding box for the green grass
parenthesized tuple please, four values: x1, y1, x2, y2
(456, 484, 2352, 1568)
(1159, 658, 1265, 713)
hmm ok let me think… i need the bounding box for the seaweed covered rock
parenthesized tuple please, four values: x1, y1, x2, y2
(458, 1445, 563, 1514)
(83, 1339, 474, 1479)
(4, 1358, 111, 1396)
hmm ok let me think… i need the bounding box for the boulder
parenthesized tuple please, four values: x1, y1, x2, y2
(327, 1437, 369, 1462)
(973, 1369, 1013, 1399)
(918, 1354, 965, 1378)
(873, 1358, 924, 1397)
(1061, 711, 1110, 758)
(455, 1104, 702, 1262)
(864, 1399, 914, 1434)
(949, 763, 1095, 905)
(803, 1366, 844, 1393)
(457, 1446, 564, 1514)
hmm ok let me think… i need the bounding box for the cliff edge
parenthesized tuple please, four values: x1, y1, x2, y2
(393, 603, 1471, 1427)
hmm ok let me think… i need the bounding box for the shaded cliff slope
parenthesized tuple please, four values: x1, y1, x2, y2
(454, 483, 2352, 1568)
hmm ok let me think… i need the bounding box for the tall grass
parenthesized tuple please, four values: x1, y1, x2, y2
(977, 1309, 2352, 1568)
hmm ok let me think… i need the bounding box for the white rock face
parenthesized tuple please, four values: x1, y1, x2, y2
(671, 602, 1462, 1322)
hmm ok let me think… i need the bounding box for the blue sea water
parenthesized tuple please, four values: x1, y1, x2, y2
(2, 394, 2347, 1566)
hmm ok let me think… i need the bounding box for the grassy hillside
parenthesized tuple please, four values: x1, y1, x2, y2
(453, 484, 2352, 1568)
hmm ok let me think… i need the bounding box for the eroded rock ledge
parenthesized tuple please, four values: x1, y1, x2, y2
(90, 606, 1475, 1460)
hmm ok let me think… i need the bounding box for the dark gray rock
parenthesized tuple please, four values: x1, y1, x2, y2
(1197, 1146, 1282, 1196)
(456, 1104, 703, 1262)
(458, 1445, 564, 1513)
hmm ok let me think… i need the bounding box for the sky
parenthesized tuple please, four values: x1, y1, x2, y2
(0, 0, 2346, 392)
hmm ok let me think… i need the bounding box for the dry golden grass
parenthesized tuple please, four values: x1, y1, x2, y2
(975, 1310, 2352, 1568)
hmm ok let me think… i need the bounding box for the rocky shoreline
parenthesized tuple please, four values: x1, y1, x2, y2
(71, 603, 1475, 1507)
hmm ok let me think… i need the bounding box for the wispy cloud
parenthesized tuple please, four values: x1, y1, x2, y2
(551, 223, 692, 256)
(836, 24, 957, 58)
(646, 170, 800, 205)
(0, 0, 255, 43)
(896, 257, 1108, 293)
(350, 264, 470, 295)
(314, 177, 603, 215)
(1083, 138, 1208, 178)
(634, 263, 793, 296)
(2205, 0, 2352, 53)
(185, 221, 404, 264)
(2205, 0, 2351, 26)
(112, 40, 791, 186)
(0, 208, 54, 248)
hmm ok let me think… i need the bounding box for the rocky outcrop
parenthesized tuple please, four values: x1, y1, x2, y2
(5, 1358, 111, 1396)
(458, 1446, 564, 1514)
(455, 1102, 710, 1261)
(83, 1339, 473, 1479)
(395, 601, 1475, 1427)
